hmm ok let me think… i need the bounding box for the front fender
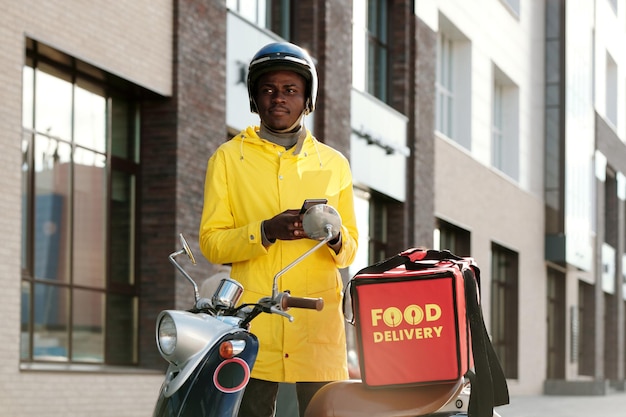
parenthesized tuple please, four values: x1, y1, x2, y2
(153, 331, 259, 417)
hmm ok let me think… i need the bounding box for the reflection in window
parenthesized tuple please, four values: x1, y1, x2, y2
(21, 40, 140, 366)
(33, 284, 69, 361)
(72, 289, 104, 362)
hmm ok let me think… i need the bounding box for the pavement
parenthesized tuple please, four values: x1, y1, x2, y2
(498, 392, 626, 417)
(278, 383, 626, 416)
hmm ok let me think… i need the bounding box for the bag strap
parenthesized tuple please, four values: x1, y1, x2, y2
(353, 248, 464, 275)
(463, 266, 510, 417)
(344, 248, 424, 323)
(343, 249, 468, 324)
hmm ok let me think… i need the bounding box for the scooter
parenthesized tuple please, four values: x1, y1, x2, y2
(152, 204, 505, 417)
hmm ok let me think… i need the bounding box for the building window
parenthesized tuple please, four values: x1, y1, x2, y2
(606, 52, 618, 128)
(436, 15, 472, 149)
(227, 0, 268, 28)
(369, 192, 389, 263)
(436, 32, 454, 138)
(366, 0, 389, 102)
(350, 189, 372, 277)
(546, 267, 566, 379)
(501, 0, 520, 16)
(608, 0, 617, 14)
(578, 281, 595, 376)
(490, 243, 519, 378)
(492, 65, 520, 180)
(434, 219, 471, 256)
(228, 0, 292, 39)
(352, 0, 389, 102)
(21, 40, 140, 366)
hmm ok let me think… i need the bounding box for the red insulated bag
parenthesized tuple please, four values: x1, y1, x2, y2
(345, 248, 509, 417)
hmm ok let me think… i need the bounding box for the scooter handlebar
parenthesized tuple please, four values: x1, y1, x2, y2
(281, 294, 324, 311)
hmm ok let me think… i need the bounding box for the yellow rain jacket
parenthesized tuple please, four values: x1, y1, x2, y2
(199, 126, 358, 382)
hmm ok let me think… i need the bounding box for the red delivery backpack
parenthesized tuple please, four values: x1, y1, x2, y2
(345, 248, 509, 417)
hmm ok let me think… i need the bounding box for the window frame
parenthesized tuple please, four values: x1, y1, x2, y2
(435, 17, 472, 149)
(492, 64, 520, 180)
(20, 40, 141, 367)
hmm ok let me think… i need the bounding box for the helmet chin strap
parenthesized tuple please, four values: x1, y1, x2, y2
(261, 110, 307, 134)
(253, 96, 311, 134)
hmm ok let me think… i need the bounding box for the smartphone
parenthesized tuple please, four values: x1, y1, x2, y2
(299, 198, 328, 214)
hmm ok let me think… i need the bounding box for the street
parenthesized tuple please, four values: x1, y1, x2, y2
(500, 392, 626, 417)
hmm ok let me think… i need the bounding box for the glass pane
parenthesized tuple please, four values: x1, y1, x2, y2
(33, 283, 69, 361)
(73, 147, 107, 288)
(35, 68, 72, 141)
(72, 289, 104, 362)
(111, 98, 129, 159)
(74, 83, 106, 153)
(367, 42, 376, 94)
(111, 97, 139, 162)
(20, 281, 32, 360)
(34, 135, 71, 282)
(106, 294, 138, 365)
(111, 170, 135, 285)
(368, 0, 378, 34)
(235, 0, 267, 26)
(21, 132, 31, 270)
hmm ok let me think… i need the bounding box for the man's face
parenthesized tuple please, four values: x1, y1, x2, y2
(254, 70, 307, 131)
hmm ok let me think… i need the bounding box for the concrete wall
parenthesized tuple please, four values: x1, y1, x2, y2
(418, 0, 547, 395)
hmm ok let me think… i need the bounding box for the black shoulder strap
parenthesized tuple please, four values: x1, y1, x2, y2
(354, 248, 463, 275)
(463, 267, 510, 417)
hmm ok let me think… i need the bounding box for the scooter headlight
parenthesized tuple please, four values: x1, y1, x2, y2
(156, 310, 239, 367)
(158, 314, 177, 356)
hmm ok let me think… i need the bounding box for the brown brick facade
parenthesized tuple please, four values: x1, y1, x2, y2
(139, 0, 227, 369)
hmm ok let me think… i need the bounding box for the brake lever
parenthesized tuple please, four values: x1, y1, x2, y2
(270, 306, 294, 322)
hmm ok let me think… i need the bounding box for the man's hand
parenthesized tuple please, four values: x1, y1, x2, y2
(263, 209, 305, 241)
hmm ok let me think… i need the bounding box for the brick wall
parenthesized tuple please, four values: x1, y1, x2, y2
(410, 15, 437, 248)
(290, 0, 353, 159)
(139, 0, 227, 369)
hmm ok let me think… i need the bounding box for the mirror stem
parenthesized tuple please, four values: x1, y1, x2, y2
(272, 225, 334, 299)
(169, 250, 201, 303)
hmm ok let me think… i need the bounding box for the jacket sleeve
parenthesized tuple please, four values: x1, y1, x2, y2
(199, 149, 269, 264)
(328, 160, 359, 269)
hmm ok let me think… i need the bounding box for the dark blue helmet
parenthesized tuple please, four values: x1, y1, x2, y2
(247, 42, 318, 114)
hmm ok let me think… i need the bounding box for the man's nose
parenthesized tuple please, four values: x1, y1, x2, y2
(271, 91, 286, 102)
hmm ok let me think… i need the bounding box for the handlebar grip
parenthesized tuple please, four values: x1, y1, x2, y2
(282, 295, 324, 311)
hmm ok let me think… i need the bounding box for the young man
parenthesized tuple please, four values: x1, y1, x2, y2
(199, 42, 359, 416)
